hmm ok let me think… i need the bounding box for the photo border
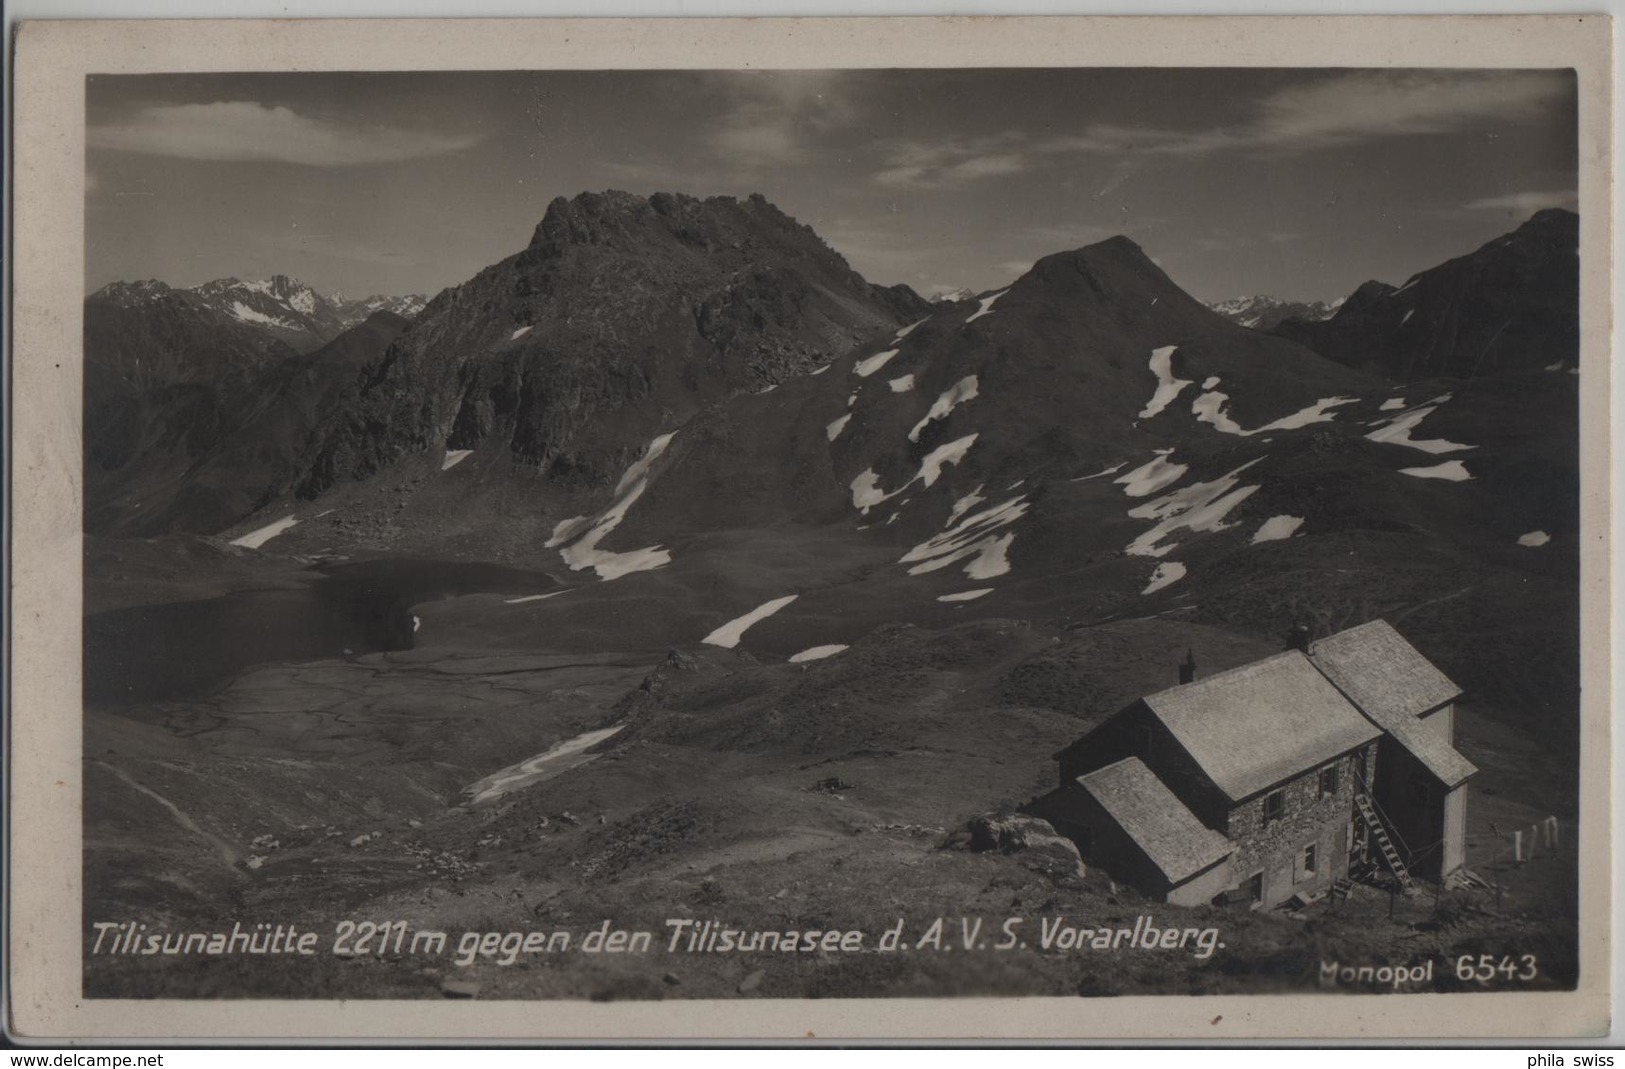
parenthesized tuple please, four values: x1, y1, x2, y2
(7, 13, 1614, 1041)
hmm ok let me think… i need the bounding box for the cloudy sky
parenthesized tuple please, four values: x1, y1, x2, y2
(86, 68, 1577, 303)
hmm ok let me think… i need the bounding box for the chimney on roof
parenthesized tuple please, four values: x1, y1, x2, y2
(1287, 622, 1312, 654)
(1178, 648, 1197, 684)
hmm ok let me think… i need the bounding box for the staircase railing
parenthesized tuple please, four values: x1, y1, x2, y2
(1354, 792, 1414, 890)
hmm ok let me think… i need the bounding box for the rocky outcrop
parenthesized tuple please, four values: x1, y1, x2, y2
(958, 813, 1086, 881)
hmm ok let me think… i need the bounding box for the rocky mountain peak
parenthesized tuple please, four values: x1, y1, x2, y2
(91, 279, 176, 307)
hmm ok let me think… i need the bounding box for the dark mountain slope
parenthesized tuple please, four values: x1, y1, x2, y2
(85, 311, 409, 536)
(1277, 209, 1579, 380)
(291, 190, 929, 501)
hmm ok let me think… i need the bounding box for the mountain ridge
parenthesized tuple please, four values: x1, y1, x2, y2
(90, 274, 429, 353)
(1275, 208, 1579, 380)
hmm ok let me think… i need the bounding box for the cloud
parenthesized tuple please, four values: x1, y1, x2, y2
(88, 102, 483, 166)
(705, 71, 855, 169)
(1462, 189, 1578, 214)
(1018, 70, 1578, 166)
(1251, 70, 1573, 148)
(872, 134, 1031, 189)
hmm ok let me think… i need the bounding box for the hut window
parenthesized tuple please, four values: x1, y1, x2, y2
(1263, 789, 1285, 825)
(1247, 871, 1264, 903)
(1318, 764, 1339, 798)
(1300, 843, 1318, 877)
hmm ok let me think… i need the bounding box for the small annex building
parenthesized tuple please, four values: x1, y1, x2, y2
(1030, 620, 1477, 909)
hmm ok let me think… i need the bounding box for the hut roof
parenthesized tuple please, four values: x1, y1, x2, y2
(1142, 651, 1382, 802)
(1076, 757, 1233, 884)
(1309, 620, 1462, 720)
(1309, 620, 1476, 787)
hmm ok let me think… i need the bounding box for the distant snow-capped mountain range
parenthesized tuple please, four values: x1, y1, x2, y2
(91, 275, 427, 352)
(1207, 294, 1343, 330)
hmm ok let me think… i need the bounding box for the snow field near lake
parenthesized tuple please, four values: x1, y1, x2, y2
(909, 375, 980, 442)
(441, 449, 473, 471)
(546, 431, 677, 581)
(230, 514, 299, 549)
(964, 289, 1009, 323)
(1139, 347, 1191, 420)
(1399, 460, 1472, 481)
(703, 595, 799, 649)
(1365, 400, 1474, 454)
(1141, 561, 1187, 595)
(504, 591, 567, 605)
(1518, 530, 1551, 547)
(1123, 458, 1265, 558)
(789, 644, 848, 663)
(899, 495, 1029, 580)
(1250, 515, 1304, 544)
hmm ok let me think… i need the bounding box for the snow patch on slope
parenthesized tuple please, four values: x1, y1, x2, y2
(826, 414, 852, 442)
(1250, 515, 1304, 543)
(1191, 391, 1357, 436)
(1399, 460, 1472, 481)
(900, 495, 1027, 579)
(228, 301, 295, 329)
(1365, 403, 1474, 454)
(1125, 458, 1265, 557)
(849, 434, 980, 512)
(964, 289, 1009, 323)
(938, 588, 993, 603)
(789, 644, 847, 663)
(504, 591, 567, 605)
(947, 486, 986, 525)
(854, 349, 900, 378)
(1139, 346, 1191, 420)
(1115, 450, 1188, 498)
(908, 375, 979, 442)
(889, 374, 916, 393)
(1141, 561, 1187, 594)
(1518, 530, 1551, 547)
(703, 595, 798, 649)
(230, 514, 298, 549)
(442, 449, 473, 471)
(1073, 461, 1127, 483)
(546, 432, 677, 581)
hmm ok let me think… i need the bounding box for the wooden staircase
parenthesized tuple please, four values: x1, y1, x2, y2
(1355, 792, 1414, 890)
